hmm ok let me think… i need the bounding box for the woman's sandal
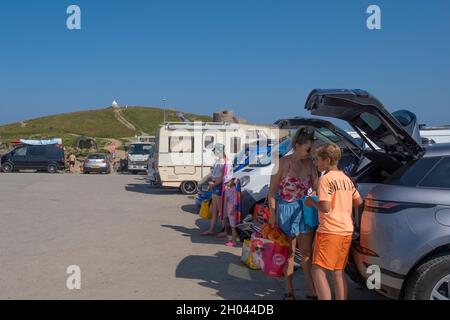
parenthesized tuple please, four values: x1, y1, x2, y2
(283, 293, 296, 300)
(306, 295, 318, 300)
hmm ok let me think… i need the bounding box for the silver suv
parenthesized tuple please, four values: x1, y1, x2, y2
(305, 89, 450, 300)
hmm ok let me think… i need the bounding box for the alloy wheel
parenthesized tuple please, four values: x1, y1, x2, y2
(430, 274, 450, 300)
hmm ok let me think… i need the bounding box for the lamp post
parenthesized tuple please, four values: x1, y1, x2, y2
(162, 98, 167, 123)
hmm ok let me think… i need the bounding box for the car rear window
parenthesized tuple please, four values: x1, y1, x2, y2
(88, 154, 106, 160)
(385, 157, 440, 187)
(353, 112, 397, 148)
(418, 157, 450, 189)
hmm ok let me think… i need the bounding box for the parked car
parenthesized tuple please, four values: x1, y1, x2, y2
(234, 89, 450, 300)
(237, 118, 363, 220)
(304, 88, 450, 300)
(0, 144, 65, 173)
(83, 153, 112, 174)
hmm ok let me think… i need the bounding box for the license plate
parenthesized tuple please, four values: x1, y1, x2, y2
(91, 165, 100, 168)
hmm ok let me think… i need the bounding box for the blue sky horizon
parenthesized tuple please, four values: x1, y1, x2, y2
(0, 0, 449, 126)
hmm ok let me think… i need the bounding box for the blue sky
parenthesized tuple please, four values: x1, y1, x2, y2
(0, 0, 449, 126)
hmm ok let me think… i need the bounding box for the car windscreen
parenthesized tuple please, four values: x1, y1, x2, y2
(87, 154, 106, 160)
(129, 144, 153, 155)
(233, 138, 292, 170)
(350, 112, 397, 150)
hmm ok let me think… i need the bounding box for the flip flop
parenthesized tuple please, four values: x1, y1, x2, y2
(306, 295, 318, 300)
(225, 241, 236, 247)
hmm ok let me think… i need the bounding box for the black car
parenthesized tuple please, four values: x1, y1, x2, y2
(0, 144, 65, 173)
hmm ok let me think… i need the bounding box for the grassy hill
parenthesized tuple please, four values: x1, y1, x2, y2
(0, 107, 212, 147)
(123, 107, 212, 135)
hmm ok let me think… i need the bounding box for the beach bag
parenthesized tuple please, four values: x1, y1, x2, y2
(253, 203, 270, 224)
(199, 200, 212, 220)
(261, 224, 288, 246)
(262, 242, 289, 277)
(301, 195, 319, 228)
(244, 233, 271, 270)
(241, 239, 251, 264)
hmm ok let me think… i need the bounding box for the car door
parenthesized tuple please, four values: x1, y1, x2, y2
(11, 146, 29, 170)
(305, 89, 424, 160)
(28, 145, 47, 170)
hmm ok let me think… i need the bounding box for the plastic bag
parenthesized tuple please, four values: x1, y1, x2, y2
(199, 200, 212, 220)
(262, 242, 289, 277)
(241, 239, 251, 264)
(243, 234, 271, 270)
(261, 224, 288, 246)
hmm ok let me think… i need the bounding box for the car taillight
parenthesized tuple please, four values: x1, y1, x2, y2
(364, 199, 402, 214)
(102, 159, 106, 163)
(353, 244, 379, 257)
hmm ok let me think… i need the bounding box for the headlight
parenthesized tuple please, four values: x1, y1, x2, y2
(240, 175, 251, 188)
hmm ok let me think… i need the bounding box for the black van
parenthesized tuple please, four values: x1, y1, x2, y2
(0, 144, 65, 173)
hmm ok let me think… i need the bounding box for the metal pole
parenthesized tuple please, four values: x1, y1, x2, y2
(162, 98, 167, 123)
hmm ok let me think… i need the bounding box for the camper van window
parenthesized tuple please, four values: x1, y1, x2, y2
(230, 137, 241, 154)
(204, 136, 214, 149)
(169, 136, 194, 153)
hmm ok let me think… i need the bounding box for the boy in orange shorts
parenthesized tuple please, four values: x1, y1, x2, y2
(305, 143, 363, 300)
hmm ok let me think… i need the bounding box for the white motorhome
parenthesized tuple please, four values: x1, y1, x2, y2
(150, 122, 278, 194)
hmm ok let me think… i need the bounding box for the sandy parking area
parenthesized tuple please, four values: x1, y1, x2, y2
(0, 172, 384, 300)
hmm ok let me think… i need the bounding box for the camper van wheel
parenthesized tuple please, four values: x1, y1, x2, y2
(180, 181, 198, 195)
(47, 164, 58, 174)
(1, 162, 13, 173)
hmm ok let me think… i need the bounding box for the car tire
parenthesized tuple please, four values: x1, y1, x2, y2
(47, 164, 58, 174)
(180, 181, 198, 195)
(1, 162, 14, 173)
(404, 253, 450, 300)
